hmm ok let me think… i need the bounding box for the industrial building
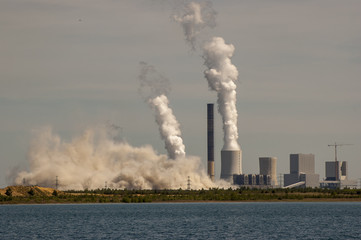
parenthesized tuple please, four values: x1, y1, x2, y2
(220, 150, 242, 181)
(233, 157, 277, 188)
(283, 154, 319, 188)
(233, 174, 272, 187)
(325, 161, 347, 181)
(259, 157, 278, 186)
(320, 160, 357, 189)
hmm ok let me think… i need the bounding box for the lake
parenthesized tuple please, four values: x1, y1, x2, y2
(1, 202, 360, 239)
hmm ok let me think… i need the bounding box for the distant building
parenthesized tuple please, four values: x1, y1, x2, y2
(284, 154, 319, 188)
(320, 180, 357, 189)
(233, 156, 277, 188)
(233, 174, 271, 187)
(321, 160, 357, 189)
(259, 157, 278, 186)
(325, 161, 347, 181)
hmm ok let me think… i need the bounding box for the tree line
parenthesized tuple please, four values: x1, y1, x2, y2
(1, 187, 361, 204)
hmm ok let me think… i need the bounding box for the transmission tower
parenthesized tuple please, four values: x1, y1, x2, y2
(55, 176, 59, 190)
(187, 176, 191, 190)
(278, 173, 283, 188)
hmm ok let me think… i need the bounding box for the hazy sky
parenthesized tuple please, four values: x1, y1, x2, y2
(1, 0, 360, 188)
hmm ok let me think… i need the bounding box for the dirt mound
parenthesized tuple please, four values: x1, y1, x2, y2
(0, 186, 59, 197)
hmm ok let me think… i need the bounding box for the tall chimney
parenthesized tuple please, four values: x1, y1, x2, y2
(207, 103, 215, 181)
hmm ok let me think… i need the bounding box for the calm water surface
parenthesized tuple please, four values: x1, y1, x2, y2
(1, 202, 360, 239)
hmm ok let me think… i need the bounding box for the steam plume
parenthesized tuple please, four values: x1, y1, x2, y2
(14, 127, 220, 190)
(203, 37, 240, 150)
(173, 1, 216, 50)
(138, 62, 185, 159)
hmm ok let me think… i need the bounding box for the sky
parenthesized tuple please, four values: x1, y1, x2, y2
(0, 0, 360, 188)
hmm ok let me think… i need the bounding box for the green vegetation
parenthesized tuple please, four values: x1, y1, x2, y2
(1, 186, 361, 204)
(5, 188, 13, 197)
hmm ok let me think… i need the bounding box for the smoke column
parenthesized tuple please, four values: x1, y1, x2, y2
(174, 2, 239, 150)
(138, 62, 185, 159)
(173, 1, 216, 50)
(14, 127, 219, 190)
(203, 37, 240, 150)
(150, 95, 186, 159)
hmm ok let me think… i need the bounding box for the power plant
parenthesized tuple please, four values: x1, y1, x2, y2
(206, 102, 356, 189)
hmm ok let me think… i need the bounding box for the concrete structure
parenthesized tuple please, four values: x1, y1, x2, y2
(259, 157, 278, 186)
(233, 174, 248, 186)
(248, 174, 256, 185)
(322, 160, 356, 189)
(233, 174, 271, 187)
(207, 104, 215, 181)
(320, 179, 357, 189)
(220, 150, 241, 181)
(284, 154, 319, 188)
(325, 161, 347, 181)
(290, 154, 315, 174)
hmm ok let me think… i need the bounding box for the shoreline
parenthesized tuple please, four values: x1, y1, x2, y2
(2, 186, 361, 204)
(2, 198, 361, 205)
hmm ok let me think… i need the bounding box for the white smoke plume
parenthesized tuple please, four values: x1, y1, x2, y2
(14, 127, 227, 190)
(138, 62, 185, 159)
(138, 61, 171, 100)
(173, 1, 216, 50)
(150, 95, 186, 159)
(203, 37, 240, 150)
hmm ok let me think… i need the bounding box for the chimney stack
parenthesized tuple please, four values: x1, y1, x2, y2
(207, 104, 215, 181)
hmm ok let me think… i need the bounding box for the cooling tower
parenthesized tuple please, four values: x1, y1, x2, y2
(207, 104, 215, 181)
(220, 150, 242, 182)
(259, 157, 278, 186)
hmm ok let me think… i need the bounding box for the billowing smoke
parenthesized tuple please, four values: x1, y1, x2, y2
(14, 127, 223, 190)
(11, 2, 238, 190)
(203, 37, 240, 151)
(150, 95, 186, 159)
(173, 1, 216, 50)
(174, 3, 240, 150)
(138, 62, 185, 159)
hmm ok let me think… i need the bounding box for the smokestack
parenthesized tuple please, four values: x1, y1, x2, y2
(207, 103, 215, 181)
(259, 157, 278, 186)
(220, 150, 241, 181)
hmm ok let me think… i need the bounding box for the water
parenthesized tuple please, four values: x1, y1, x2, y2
(1, 202, 360, 239)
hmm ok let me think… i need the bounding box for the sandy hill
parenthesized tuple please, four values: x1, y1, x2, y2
(0, 186, 59, 197)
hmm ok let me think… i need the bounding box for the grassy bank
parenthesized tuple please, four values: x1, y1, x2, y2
(1, 186, 361, 204)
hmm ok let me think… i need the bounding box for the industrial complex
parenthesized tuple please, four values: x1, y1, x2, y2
(206, 103, 357, 189)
